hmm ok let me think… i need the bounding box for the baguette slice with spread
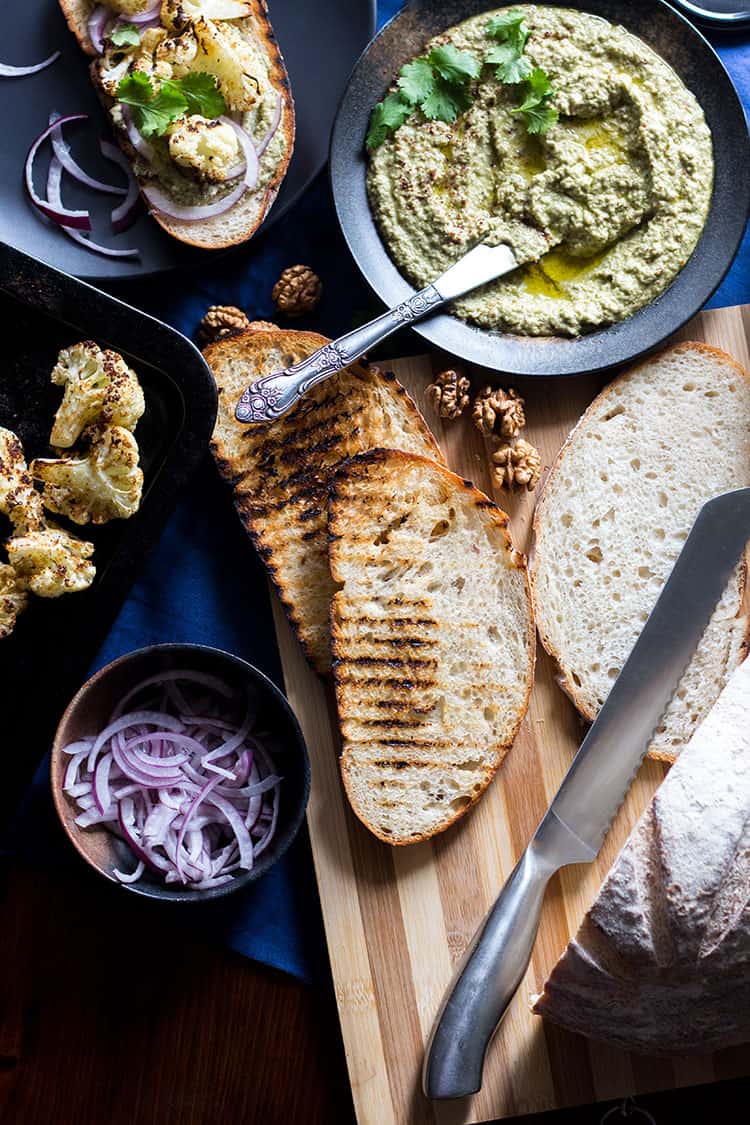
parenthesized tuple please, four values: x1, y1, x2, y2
(205, 329, 444, 674)
(329, 450, 535, 845)
(59, 0, 294, 249)
(531, 342, 750, 763)
(534, 657, 750, 1055)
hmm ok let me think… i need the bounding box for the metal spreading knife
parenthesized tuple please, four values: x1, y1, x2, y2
(234, 242, 518, 423)
(423, 487, 750, 1101)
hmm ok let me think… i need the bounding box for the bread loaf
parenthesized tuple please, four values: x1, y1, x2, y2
(534, 657, 750, 1055)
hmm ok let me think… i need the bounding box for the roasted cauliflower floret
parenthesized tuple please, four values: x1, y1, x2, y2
(108, 0, 154, 14)
(50, 342, 145, 449)
(190, 18, 264, 111)
(7, 524, 95, 598)
(167, 115, 240, 181)
(31, 426, 144, 526)
(0, 563, 28, 639)
(0, 427, 44, 533)
(97, 49, 136, 98)
(161, 0, 252, 31)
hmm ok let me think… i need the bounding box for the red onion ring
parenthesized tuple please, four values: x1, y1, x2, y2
(47, 154, 140, 258)
(256, 93, 282, 159)
(120, 105, 156, 164)
(48, 114, 126, 195)
(126, 0, 162, 24)
(0, 51, 61, 78)
(87, 5, 110, 54)
(100, 139, 142, 231)
(26, 116, 92, 231)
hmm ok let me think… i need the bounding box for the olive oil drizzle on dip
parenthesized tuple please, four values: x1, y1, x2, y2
(366, 6, 714, 337)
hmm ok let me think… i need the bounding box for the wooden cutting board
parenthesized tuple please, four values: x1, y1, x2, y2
(271, 304, 750, 1124)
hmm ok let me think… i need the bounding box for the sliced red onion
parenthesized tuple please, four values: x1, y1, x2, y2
(223, 116, 258, 189)
(26, 116, 92, 231)
(87, 5, 110, 54)
(256, 93, 282, 159)
(48, 114, 126, 195)
(47, 153, 140, 258)
(126, 0, 161, 24)
(120, 104, 156, 164)
(62, 673, 281, 890)
(99, 138, 142, 232)
(0, 51, 60, 79)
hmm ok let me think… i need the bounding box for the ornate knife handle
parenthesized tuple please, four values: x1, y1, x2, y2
(235, 284, 443, 423)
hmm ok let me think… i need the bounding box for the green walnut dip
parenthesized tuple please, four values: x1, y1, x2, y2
(366, 6, 714, 337)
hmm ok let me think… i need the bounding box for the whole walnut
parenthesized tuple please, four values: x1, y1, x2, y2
(473, 386, 526, 438)
(491, 438, 542, 492)
(426, 369, 470, 420)
(198, 305, 251, 346)
(272, 265, 322, 317)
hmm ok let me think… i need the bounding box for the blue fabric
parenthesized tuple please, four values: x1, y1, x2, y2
(10, 2, 750, 984)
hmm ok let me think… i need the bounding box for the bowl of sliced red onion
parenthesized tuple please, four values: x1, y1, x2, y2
(51, 644, 310, 900)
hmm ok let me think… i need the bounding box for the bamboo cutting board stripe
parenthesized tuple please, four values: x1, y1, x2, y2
(272, 304, 750, 1124)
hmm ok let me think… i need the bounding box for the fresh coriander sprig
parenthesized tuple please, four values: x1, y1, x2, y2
(116, 71, 227, 138)
(513, 67, 558, 135)
(366, 44, 480, 150)
(485, 9, 532, 85)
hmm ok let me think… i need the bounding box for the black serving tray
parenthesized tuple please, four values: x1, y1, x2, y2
(0, 242, 217, 817)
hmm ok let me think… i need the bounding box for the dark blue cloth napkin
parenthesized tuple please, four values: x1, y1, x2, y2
(13, 1, 750, 984)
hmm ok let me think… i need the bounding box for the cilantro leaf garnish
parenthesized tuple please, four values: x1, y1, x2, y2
(485, 42, 533, 85)
(110, 23, 140, 49)
(486, 9, 529, 53)
(512, 67, 558, 134)
(366, 43, 481, 149)
(177, 72, 226, 119)
(115, 72, 226, 139)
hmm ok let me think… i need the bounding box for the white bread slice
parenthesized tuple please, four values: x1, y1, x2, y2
(534, 657, 750, 1055)
(329, 450, 535, 845)
(531, 342, 750, 763)
(59, 0, 294, 249)
(204, 329, 444, 675)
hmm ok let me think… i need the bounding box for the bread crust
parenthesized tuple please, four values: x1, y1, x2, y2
(59, 0, 295, 249)
(330, 448, 535, 845)
(530, 341, 750, 762)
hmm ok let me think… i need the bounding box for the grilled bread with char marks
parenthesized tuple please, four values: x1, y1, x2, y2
(204, 329, 443, 674)
(329, 450, 535, 844)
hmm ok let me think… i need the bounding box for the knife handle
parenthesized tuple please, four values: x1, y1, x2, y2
(423, 842, 555, 1100)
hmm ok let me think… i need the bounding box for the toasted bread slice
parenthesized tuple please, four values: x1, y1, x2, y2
(329, 450, 535, 845)
(59, 0, 294, 250)
(531, 342, 750, 763)
(204, 329, 444, 674)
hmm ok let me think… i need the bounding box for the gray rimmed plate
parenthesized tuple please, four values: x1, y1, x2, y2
(330, 0, 750, 378)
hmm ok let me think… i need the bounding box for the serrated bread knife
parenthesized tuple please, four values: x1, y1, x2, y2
(423, 487, 750, 1101)
(234, 242, 519, 423)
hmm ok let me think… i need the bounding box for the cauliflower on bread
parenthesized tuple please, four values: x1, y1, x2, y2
(50, 342, 145, 449)
(0, 563, 28, 639)
(167, 115, 240, 181)
(108, 0, 154, 13)
(7, 523, 95, 598)
(189, 18, 265, 111)
(31, 426, 144, 526)
(0, 427, 44, 533)
(160, 0, 252, 31)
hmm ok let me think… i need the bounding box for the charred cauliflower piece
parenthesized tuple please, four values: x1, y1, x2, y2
(0, 563, 28, 639)
(168, 115, 240, 181)
(161, 0, 252, 31)
(190, 18, 264, 111)
(0, 427, 44, 533)
(31, 426, 144, 526)
(108, 0, 155, 14)
(50, 342, 145, 449)
(7, 523, 96, 598)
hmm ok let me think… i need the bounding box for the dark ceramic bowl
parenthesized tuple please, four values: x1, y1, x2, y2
(51, 644, 310, 902)
(330, 0, 750, 378)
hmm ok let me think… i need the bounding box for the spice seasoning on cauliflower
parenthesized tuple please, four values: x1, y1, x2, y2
(107, 0, 154, 13)
(168, 115, 241, 182)
(7, 523, 96, 598)
(32, 427, 144, 526)
(0, 563, 28, 639)
(0, 427, 44, 533)
(50, 342, 145, 449)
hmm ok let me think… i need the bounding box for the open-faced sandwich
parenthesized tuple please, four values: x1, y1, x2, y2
(59, 0, 295, 248)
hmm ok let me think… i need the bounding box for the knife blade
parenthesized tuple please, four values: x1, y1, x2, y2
(423, 487, 750, 1101)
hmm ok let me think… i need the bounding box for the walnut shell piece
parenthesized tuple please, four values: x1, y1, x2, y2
(426, 369, 471, 420)
(272, 265, 322, 317)
(491, 438, 542, 492)
(198, 305, 251, 346)
(472, 385, 526, 438)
